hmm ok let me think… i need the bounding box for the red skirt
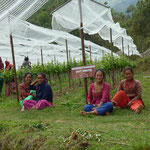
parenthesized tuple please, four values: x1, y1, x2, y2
(112, 90, 144, 111)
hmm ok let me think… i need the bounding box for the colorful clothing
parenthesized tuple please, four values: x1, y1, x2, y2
(19, 83, 30, 100)
(87, 82, 111, 104)
(83, 103, 113, 115)
(23, 100, 53, 110)
(0, 57, 4, 70)
(111, 79, 144, 111)
(23, 81, 53, 110)
(19, 83, 36, 108)
(5, 61, 13, 70)
(0, 73, 3, 96)
(20, 90, 36, 108)
(83, 82, 113, 115)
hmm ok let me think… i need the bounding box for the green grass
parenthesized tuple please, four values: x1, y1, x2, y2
(0, 72, 150, 150)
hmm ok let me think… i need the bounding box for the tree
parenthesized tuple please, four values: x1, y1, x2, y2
(104, 1, 108, 5)
(126, 4, 135, 14)
(131, 0, 150, 53)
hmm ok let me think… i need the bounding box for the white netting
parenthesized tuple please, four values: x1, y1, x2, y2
(0, 0, 48, 21)
(0, 15, 118, 68)
(52, 0, 140, 56)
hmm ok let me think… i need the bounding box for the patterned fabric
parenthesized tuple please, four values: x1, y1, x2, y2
(119, 79, 142, 100)
(112, 90, 130, 108)
(19, 83, 30, 100)
(23, 100, 53, 110)
(20, 90, 36, 108)
(87, 82, 111, 104)
(28, 81, 53, 103)
(112, 90, 144, 111)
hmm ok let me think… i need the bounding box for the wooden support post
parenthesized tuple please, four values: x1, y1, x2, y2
(89, 45, 92, 61)
(41, 46, 43, 65)
(10, 34, 19, 102)
(65, 39, 71, 88)
(69, 50, 71, 60)
(110, 28, 113, 56)
(78, 0, 88, 103)
(122, 37, 124, 55)
(128, 45, 129, 57)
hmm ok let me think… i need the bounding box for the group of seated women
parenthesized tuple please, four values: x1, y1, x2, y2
(19, 72, 53, 112)
(19, 67, 145, 115)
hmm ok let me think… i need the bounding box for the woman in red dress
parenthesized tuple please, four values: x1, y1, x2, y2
(111, 67, 144, 114)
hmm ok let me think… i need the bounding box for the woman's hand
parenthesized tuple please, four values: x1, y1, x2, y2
(127, 100, 134, 107)
(30, 93, 36, 98)
(87, 101, 91, 104)
(92, 107, 97, 110)
(92, 104, 101, 110)
(31, 79, 38, 86)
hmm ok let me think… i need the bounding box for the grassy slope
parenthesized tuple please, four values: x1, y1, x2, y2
(0, 72, 150, 150)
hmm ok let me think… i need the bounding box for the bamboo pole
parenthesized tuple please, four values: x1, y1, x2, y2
(41, 46, 43, 65)
(65, 39, 71, 88)
(102, 50, 104, 57)
(69, 50, 71, 61)
(89, 45, 92, 61)
(8, 15, 19, 102)
(110, 28, 113, 56)
(78, 0, 88, 103)
(10, 34, 19, 102)
(122, 37, 124, 55)
(128, 45, 129, 57)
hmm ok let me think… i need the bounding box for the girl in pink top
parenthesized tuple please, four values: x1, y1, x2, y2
(81, 69, 113, 116)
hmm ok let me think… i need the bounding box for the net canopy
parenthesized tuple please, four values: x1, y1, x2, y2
(0, 0, 48, 22)
(0, 15, 118, 68)
(52, 0, 140, 56)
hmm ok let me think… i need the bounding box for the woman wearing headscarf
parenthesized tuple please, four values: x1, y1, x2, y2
(5, 61, 13, 70)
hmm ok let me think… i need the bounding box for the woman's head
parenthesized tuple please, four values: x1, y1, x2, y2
(123, 67, 134, 81)
(23, 72, 33, 84)
(37, 73, 46, 84)
(5, 61, 10, 65)
(95, 69, 105, 83)
(24, 57, 29, 61)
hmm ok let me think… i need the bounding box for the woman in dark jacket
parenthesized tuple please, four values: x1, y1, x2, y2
(23, 73, 53, 111)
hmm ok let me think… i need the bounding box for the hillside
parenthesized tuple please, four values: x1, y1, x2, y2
(96, 0, 138, 13)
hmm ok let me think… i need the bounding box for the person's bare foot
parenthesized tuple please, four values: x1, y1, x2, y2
(135, 105, 143, 114)
(81, 111, 86, 116)
(106, 112, 111, 116)
(31, 105, 36, 110)
(21, 107, 25, 112)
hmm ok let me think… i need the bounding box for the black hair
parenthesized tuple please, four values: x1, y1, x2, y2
(38, 72, 46, 79)
(23, 72, 33, 81)
(123, 67, 134, 74)
(95, 68, 105, 78)
(24, 56, 29, 61)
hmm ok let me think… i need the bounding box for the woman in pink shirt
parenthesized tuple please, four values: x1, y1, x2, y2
(81, 69, 113, 116)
